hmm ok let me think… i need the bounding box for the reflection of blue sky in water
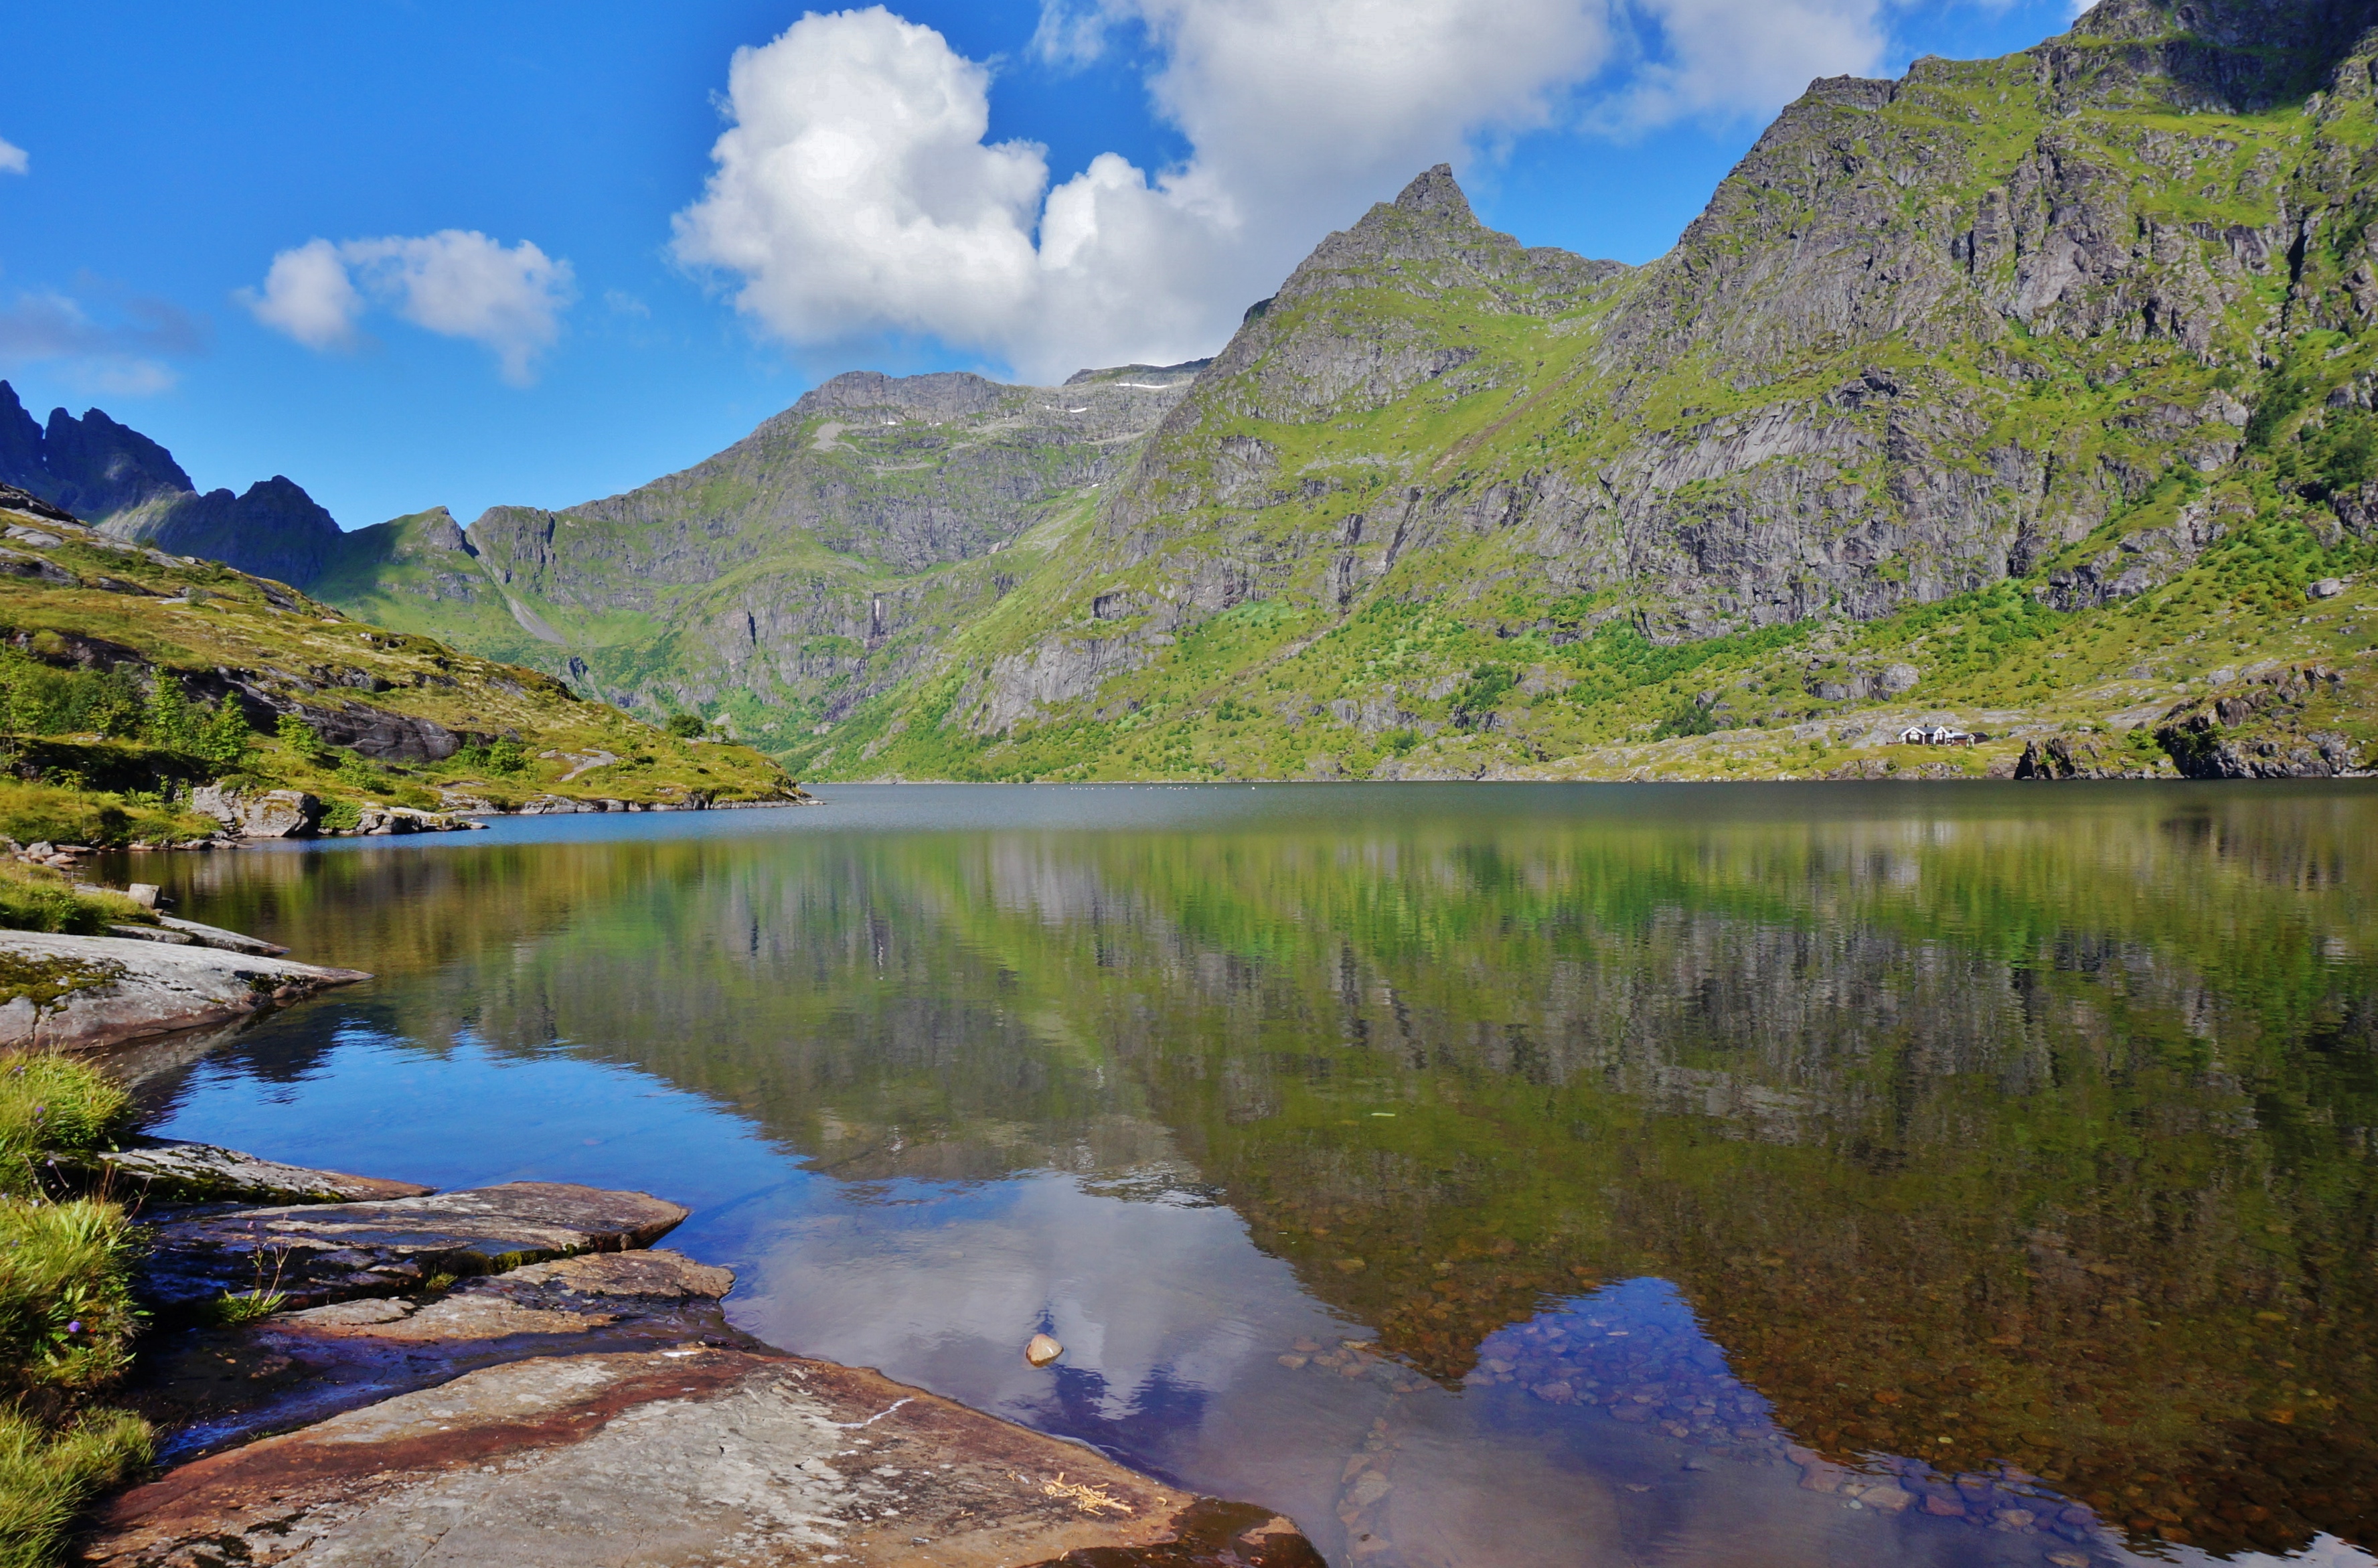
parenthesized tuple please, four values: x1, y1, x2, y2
(143, 1024, 2377, 1567)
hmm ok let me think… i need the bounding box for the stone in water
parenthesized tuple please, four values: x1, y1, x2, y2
(1026, 1332, 1064, 1367)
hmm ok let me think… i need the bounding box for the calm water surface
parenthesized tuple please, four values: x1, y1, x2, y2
(102, 783, 2378, 1567)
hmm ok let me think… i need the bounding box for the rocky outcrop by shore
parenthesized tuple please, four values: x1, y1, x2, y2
(58, 1138, 430, 1206)
(0, 931, 368, 1052)
(139, 1180, 691, 1316)
(95, 1164, 1324, 1567)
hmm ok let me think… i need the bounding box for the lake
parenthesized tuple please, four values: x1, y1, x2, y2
(102, 781, 2378, 1567)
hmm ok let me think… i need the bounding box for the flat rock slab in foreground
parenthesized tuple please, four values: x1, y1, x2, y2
(88, 1345, 1322, 1567)
(140, 1181, 689, 1314)
(0, 931, 369, 1051)
(64, 1138, 433, 1206)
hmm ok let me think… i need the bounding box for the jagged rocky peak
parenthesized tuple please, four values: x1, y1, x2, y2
(413, 505, 472, 554)
(0, 380, 345, 586)
(0, 380, 193, 520)
(1271, 163, 1623, 314)
(1393, 162, 1476, 222)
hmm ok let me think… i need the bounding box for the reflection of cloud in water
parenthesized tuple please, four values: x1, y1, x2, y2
(730, 1170, 1336, 1440)
(2180, 1539, 2377, 1568)
(728, 1172, 2229, 1568)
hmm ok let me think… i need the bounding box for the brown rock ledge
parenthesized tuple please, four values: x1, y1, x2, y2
(86, 1345, 1321, 1567)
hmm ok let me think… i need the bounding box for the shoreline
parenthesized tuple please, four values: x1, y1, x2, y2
(0, 898, 1324, 1565)
(65, 1082, 1325, 1565)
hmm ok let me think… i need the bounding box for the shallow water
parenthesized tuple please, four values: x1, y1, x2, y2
(106, 781, 2378, 1567)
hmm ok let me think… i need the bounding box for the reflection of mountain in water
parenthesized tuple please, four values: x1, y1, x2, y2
(138, 786, 2378, 1557)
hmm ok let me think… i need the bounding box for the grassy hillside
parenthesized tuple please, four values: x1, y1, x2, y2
(309, 370, 1200, 755)
(0, 493, 801, 842)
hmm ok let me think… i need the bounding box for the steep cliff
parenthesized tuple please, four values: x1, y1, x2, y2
(793, 0, 2378, 780)
(314, 364, 1203, 751)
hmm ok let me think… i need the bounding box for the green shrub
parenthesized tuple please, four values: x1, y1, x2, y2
(664, 712, 706, 738)
(274, 713, 328, 765)
(0, 657, 140, 742)
(1654, 700, 1721, 739)
(318, 799, 363, 833)
(1451, 663, 1516, 728)
(139, 678, 198, 753)
(452, 736, 529, 776)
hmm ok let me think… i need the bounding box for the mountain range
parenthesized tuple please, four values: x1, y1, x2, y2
(9, 0, 2377, 783)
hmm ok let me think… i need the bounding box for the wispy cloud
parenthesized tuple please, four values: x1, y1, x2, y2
(0, 288, 208, 396)
(0, 137, 27, 176)
(240, 230, 577, 385)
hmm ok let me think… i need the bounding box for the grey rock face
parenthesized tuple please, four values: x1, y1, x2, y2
(66, 1138, 433, 1206)
(189, 785, 321, 838)
(100, 475, 344, 589)
(2156, 663, 2364, 775)
(0, 931, 370, 1052)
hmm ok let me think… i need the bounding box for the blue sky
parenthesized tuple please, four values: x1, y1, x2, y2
(0, 1, 2075, 530)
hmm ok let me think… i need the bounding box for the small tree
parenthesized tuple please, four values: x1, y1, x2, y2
(665, 712, 706, 738)
(143, 676, 202, 752)
(195, 696, 254, 773)
(275, 713, 329, 765)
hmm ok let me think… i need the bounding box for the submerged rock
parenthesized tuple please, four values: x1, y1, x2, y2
(152, 916, 289, 957)
(90, 1345, 1323, 1567)
(139, 1180, 690, 1316)
(0, 931, 369, 1051)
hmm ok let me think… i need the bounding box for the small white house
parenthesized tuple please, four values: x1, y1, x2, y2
(1901, 724, 1976, 746)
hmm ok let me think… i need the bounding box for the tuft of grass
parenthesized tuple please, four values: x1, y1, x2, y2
(0, 1404, 151, 1568)
(0, 1199, 141, 1397)
(0, 1056, 132, 1194)
(201, 1291, 285, 1328)
(0, 866, 147, 939)
(0, 1055, 152, 1568)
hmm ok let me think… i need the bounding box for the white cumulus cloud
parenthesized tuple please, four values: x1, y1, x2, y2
(242, 238, 365, 351)
(671, 0, 1899, 384)
(240, 230, 576, 385)
(0, 137, 27, 176)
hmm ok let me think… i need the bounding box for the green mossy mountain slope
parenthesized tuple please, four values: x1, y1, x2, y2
(311, 0, 2378, 782)
(0, 489, 799, 840)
